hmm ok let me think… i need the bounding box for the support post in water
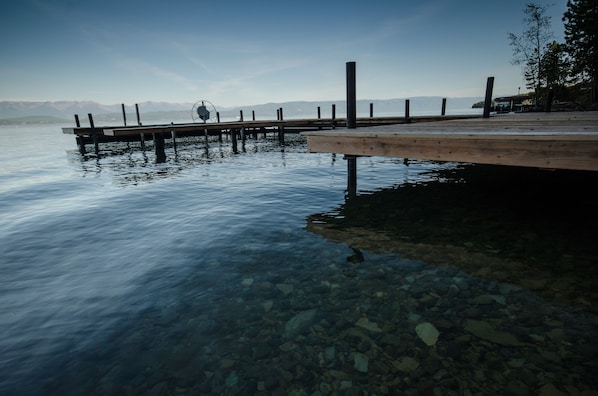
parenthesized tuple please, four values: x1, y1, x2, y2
(278, 107, 285, 143)
(231, 128, 238, 153)
(483, 76, 494, 118)
(441, 98, 447, 116)
(346, 61, 356, 129)
(74, 114, 85, 153)
(239, 110, 245, 142)
(154, 133, 166, 162)
(405, 99, 411, 123)
(135, 103, 145, 149)
(88, 113, 99, 155)
(370, 103, 374, 118)
(346, 155, 357, 197)
(170, 122, 177, 153)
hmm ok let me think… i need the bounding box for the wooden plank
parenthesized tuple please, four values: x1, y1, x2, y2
(302, 112, 598, 171)
(305, 134, 598, 170)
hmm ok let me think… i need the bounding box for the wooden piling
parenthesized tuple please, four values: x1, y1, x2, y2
(346, 61, 356, 129)
(170, 122, 177, 152)
(231, 128, 238, 153)
(317, 106, 322, 130)
(74, 115, 85, 153)
(278, 107, 285, 143)
(88, 113, 99, 155)
(121, 104, 127, 126)
(135, 104, 141, 125)
(483, 76, 494, 118)
(135, 104, 145, 149)
(405, 99, 411, 123)
(252, 110, 255, 121)
(154, 133, 166, 162)
(441, 98, 447, 116)
(331, 104, 336, 129)
(369, 103, 374, 118)
(239, 110, 246, 142)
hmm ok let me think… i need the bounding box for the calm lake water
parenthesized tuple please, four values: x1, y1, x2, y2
(1, 122, 597, 395)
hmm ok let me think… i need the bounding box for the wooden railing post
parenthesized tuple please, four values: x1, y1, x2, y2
(346, 61, 356, 129)
(483, 77, 495, 118)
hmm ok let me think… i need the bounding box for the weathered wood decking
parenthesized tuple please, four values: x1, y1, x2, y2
(302, 112, 598, 171)
(61, 115, 478, 156)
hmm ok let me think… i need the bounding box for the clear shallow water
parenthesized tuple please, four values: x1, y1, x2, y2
(1, 124, 597, 395)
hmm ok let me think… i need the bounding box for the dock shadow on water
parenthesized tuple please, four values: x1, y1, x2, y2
(2, 127, 598, 395)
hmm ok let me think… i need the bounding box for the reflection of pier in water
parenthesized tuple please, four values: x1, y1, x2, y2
(69, 134, 305, 186)
(306, 164, 598, 314)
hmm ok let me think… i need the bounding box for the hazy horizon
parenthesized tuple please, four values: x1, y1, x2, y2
(1, 1, 567, 107)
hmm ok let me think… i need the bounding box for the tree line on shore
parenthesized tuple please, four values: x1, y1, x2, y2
(508, 0, 597, 110)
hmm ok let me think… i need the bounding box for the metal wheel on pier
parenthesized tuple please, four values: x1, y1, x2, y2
(191, 100, 217, 123)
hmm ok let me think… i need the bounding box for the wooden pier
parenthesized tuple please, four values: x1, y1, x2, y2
(62, 114, 478, 158)
(303, 111, 598, 170)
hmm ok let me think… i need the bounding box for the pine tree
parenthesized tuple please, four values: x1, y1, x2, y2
(563, 0, 598, 103)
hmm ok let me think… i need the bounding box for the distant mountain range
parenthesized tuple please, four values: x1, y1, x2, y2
(0, 97, 483, 125)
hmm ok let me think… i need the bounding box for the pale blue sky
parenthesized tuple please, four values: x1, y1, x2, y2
(0, 0, 567, 107)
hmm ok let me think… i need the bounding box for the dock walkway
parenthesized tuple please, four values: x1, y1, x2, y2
(302, 112, 598, 172)
(62, 115, 477, 156)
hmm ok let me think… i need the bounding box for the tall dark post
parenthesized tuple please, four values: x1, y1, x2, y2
(231, 128, 238, 153)
(369, 102, 374, 118)
(121, 103, 127, 126)
(154, 133, 166, 163)
(135, 104, 145, 149)
(405, 99, 410, 123)
(346, 61, 357, 129)
(441, 98, 447, 116)
(317, 106, 322, 130)
(332, 104, 336, 129)
(252, 110, 255, 121)
(483, 76, 495, 118)
(88, 113, 99, 155)
(278, 107, 285, 143)
(74, 114, 84, 153)
(217, 112, 221, 123)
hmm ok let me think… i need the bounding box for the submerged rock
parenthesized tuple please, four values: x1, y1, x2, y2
(415, 322, 440, 347)
(355, 317, 383, 333)
(353, 352, 369, 373)
(276, 283, 294, 295)
(463, 319, 523, 346)
(393, 356, 419, 372)
(284, 309, 318, 339)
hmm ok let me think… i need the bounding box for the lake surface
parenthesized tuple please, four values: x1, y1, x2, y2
(1, 123, 597, 395)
